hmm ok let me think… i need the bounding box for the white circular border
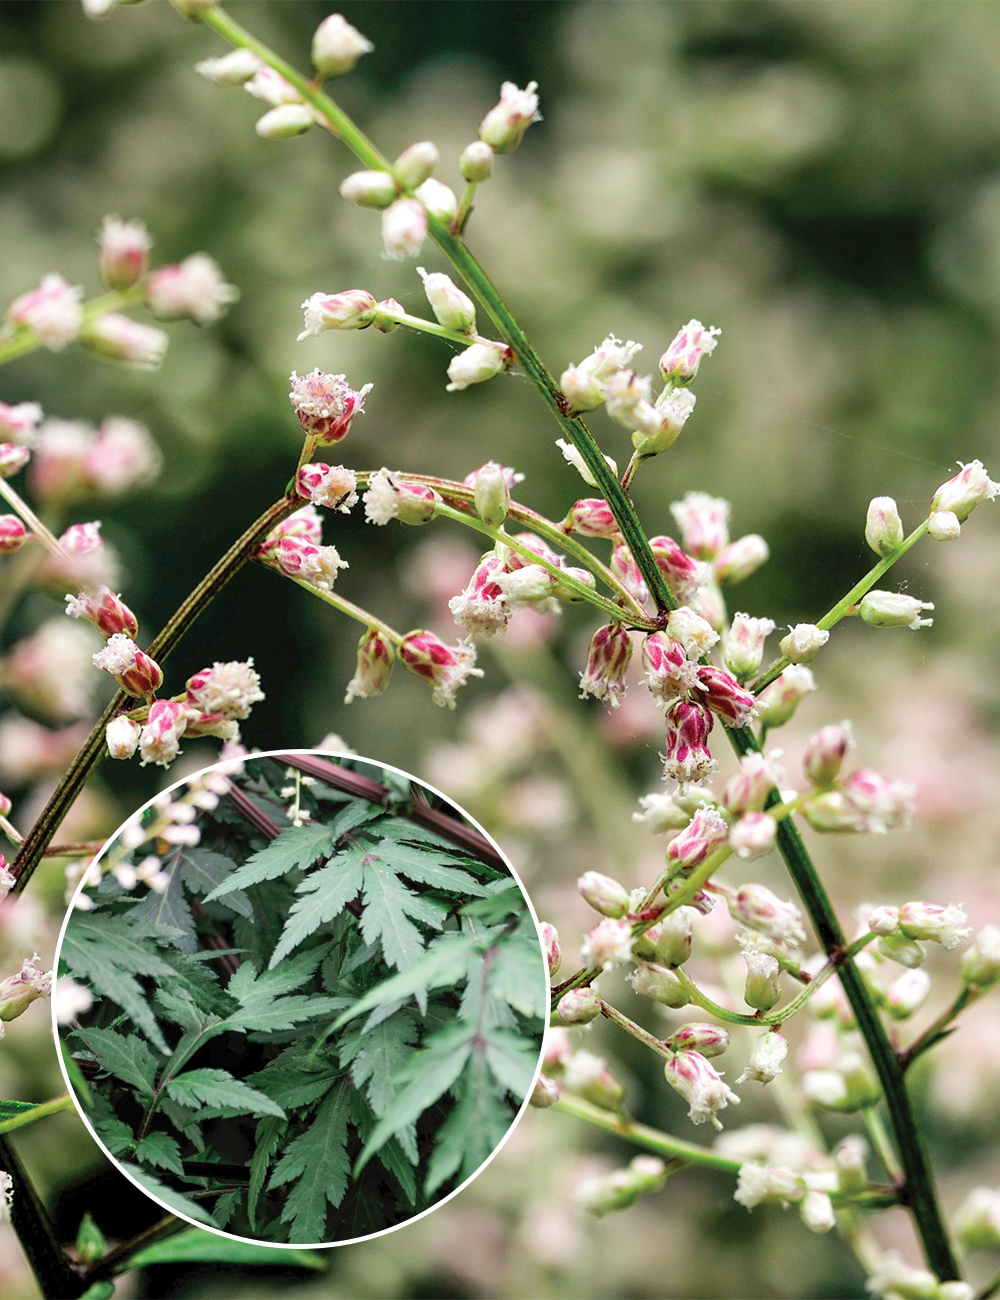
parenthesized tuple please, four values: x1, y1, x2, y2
(51, 746, 549, 1252)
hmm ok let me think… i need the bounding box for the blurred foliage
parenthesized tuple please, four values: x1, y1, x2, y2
(2, 1, 1000, 1296)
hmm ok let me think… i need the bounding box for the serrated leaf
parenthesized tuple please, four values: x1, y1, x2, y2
(165, 1068, 285, 1118)
(74, 1027, 160, 1099)
(368, 839, 488, 896)
(0, 1100, 43, 1122)
(360, 855, 445, 971)
(124, 1227, 324, 1271)
(459, 880, 523, 922)
(487, 928, 548, 1019)
(130, 859, 197, 953)
(331, 934, 478, 1030)
(423, 1056, 511, 1197)
(223, 952, 347, 1033)
(135, 1131, 184, 1176)
(203, 822, 336, 900)
(268, 849, 366, 968)
(351, 1093, 417, 1207)
(247, 1046, 342, 1112)
(248, 1114, 285, 1231)
(61, 912, 181, 1052)
(121, 1164, 218, 1226)
(482, 1026, 539, 1099)
(329, 802, 384, 838)
(93, 1115, 135, 1157)
(175, 847, 253, 919)
(354, 1023, 475, 1175)
(341, 1011, 419, 1116)
(270, 1080, 352, 1243)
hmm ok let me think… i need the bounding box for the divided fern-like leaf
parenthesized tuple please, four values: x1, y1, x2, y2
(203, 822, 337, 899)
(269, 1079, 352, 1243)
(165, 1068, 286, 1118)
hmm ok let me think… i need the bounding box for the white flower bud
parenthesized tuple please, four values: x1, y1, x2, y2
(106, 716, 141, 760)
(799, 1189, 835, 1233)
(865, 496, 904, 556)
(654, 907, 694, 967)
(665, 605, 719, 658)
(577, 871, 631, 919)
(724, 614, 774, 680)
(392, 141, 439, 191)
(927, 509, 961, 541)
(580, 918, 633, 971)
(564, 1050, 624, 1110)
(459, 140, 494, 182)
(479, 81, 540, 154)
(833, 1136, 868, 1195)
(736, 1031, 787, 1084)
(196, 49, 262, 85)
(955, 1186, 1000, 1250)
(628, 961, 689, 1007)
(632, 791, 694, 833)
(556, 987, 601, 1025)
(779, 623, 829, 664)
(417, 267, 475, 334)
(866, 904, 900, 936)
(729, 812, 777, 861)
(255, 104, 315, 140)
(311, 14, 374, 77)
(756, 665, 816, 729)
(340, 169, 398, 209)
(961, 925, 1000, 988)
(743, 951, 781, 1011)
(857, 590, 934, 630)
(714, 535, 769, 584)
(886, 968, 931, 1020)
(931, 459, 999, 522)
(382, 198, 428, 260)
(414, 178, 458, 223)
(733, 1162, 803, 1209)
(446, 342, 506, 392)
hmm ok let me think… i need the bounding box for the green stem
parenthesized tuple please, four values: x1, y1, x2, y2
(0, 479, 67, 558)
(10, 493, 299, 893)
(863, 1104, 902, 1183)
(753, 521, 931, 693)
(82, 1216, 182, 1284)
(456, 180, 478, 233)
(281, 571, 403, 644)
(670, 968, 764, 1026)
(374, 304, 491, 349)
(551, 1093, 740, 1174)
(0, 1094, 75, 1136)
(0, 1133, 84, 1299)
(899, 986, 975, 1072)
(598, 999, 673, 1059)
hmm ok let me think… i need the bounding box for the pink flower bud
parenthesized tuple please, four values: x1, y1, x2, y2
(609, 541, 649, 606)
(6, 274, 83, 350)
(471, 461, 510, 526)
(65, 587, 138, 640)
(399, 630, 483, 708)
(0, 444, 30, 479)
(736, 1030, 788, 1084)
(886, 968, 931, 1020)
(668, 1022, 731, 1058)
(459, 140, 494, 182)
(311, 13, 373, 76)
(0, 793, 11, 817)
(298, 290, 377, 339)
(560, 498, 616, 538)
(0, 516, 27, 554)
(539, 921, 561, 976)
(0, 402, 41, 446)
(779, 623, 829, 664)
(960, 925, 1000, 988)
(478, 80, 540, 154)
(898, 901, 970, 949)
(448, 553, 509, 638)
(270, 536, 347, 592)
(93, 634, 163, 698)
(931, 459, 999, 522)
(722, 753, 784, 815)
(665, 605, 719, 658)
(560, 365, 605, 412)
(542, 1028, 571, 1074)
(756, 665, 815, 729)
(714, 534, 769, 584)
(664, 700, 717, 784)
(866, 905, 900, 936)
(664, 1050, 739, 1129)
(857, 590, 934, 630)
(695, 665, 756, 729)
(670, 491, 730, 560)
(0, 856, 14, 900)
(743, 950, 781, 1011)
(730, 884, 806, 946)
(659, 320, 720, 384)
(529, 1075, 560, 1109)
(668, 806, 728, 871)
(446, 341, 508, 392)
(393, 142, 439, 191)
(363, 468, 440, 525)
(181, 709, 239, 742)
(723, 614, 774, 681)
(195, 49, 262, 85)
(580, 917, 633, 971)
(185, 660, 264, 720)
(840, 768, 915, 833)
(340, 170, 399, 209)
(639, 539, 701, 606)
(0, 954, 51, 1021)
(640, 633, 699, 709)
(415, 177, 458, 223)
(296, 463, 358, 513)
(139, 699, 187, 768)
(556, 987, 601, 1025)
(106, 715, 141, 759)
(373, 298, 403, 333)
(865, 496, 904, 557)
(927, 510, 961, 541)
(80, 313, 168, 369)
(243, 66, 302, 106)
(729, 812, 777, 860)
(145, 254, 238, 324)
(98, 216, 151, 290)
(578, 623, 632, 708)
(577, 871, 631, 919)
(687, 582, 727, 633)
(654, 907, 694, 966)
(289, 369, 372, 444)
(382, 197, 428, 260)
(628, 961, 689, 1007)
(564, 1050, 624, 1110)
(344, 627, 394, 703)
(27, 420, 92, 501)
(84, 417, 160, 497)
(803, 721, 853, 786)
(630, 388, 697, 457)
(260, 505, 323, 551)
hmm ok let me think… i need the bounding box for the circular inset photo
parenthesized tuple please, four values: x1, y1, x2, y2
(52, 750, 547, 1246)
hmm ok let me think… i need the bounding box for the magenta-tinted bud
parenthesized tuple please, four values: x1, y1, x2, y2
(105, 715, 141, 760)
(931, 459, 999, 522)
(756, 665, 816, 729)
(298, 290, 377, 339)
(642, 537, 703, 604)
(743, 950, 781, 1011)
(65, 587, 139, 640)
(886, 968, 931, 1020)
(59, 521, 102, 558)
(98, 216, 151, 291)
(6, 274, 83, 351)
(865, 496, 904, 557)
(399, 630, 482, 708)
(668, 1022, 731, 1058)
(449, 553, 509, 639)
(663, 1050, 739, 1130)
(311, 13, 373, 76)
(857, 590, 934, 631)
(382, 197, 427, 260)
(722, 752, 783, 815)
(564, 497, 619, 538)
(344, 627, 394, 704)
(373, 298, 403, 333)
(471, 461, 510, 526)
(0, 445, 31, 479)
(529, 1074, 560, 1109)
(92, 634, 163, 698)
(667, 806, 728, 871)
(724, 614, 775, 681)
(867, 905, 901, 936)
(0, 954, 51, 1022)
(729, 884, 806, 946)
(670, 491, 730, 560)
(270, 536, 347, 592)
(0, 792, 11, 817)
(641, 632, 699, 709)
(628, 961, 689, 1007)
(695, 665, 756, 728)
(542, 1028, 572, 1074)
(654, 907, 694, 966)
(663, 700, 717, 784)
(659, 320, 720, 384)
(581, 918, 633, 971)
(261, 505, 323, 549)
(714, 534, 769, 584)
(578, 623, 632, 708)
(729, 812, 777, 860)
(0, 515, 27, 554)
(803, 722, 853, 786)
(80, 313, 167, 369)
(288, 369, 372, 444)
(577, 871, 631, 919)
(539, 921, 561, 976)
(610, 541, 650, 606)
(841, 768, 915, 833)
(0, 401, 42, 444)
(630, 387, 696, 457)
(898, 901, 970, 949)
(478, 80, 540, 154)
(295, 463, 358, 513)
(504, 531, 561, 570)
(556, 987, 601, 1025)
(145, 254, 238, 325)
(139, 699, 186, 768)
(363, 469, 440, 526)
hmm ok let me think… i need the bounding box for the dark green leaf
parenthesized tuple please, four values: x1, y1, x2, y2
(203, 822, 336, 900)
(0, 1100, 43, 1121)
(248, 1046, 342, 1112)
(93, 1115, 135, 1157)
(360, 856, 445, 971)
(424, 1056, 512, 1196)
(130, 860, 197, 953)
(482, 1026, 539, 1099)
(487, 926, 548, 1019)
(341, 1011, 419, 1116)
(268, 849, 366, 968)
(175, 847, 253, 919)
(121, 1165, 218, 1226)
(329, 802, 384, 838)
(124, 1227, 325, 1271)
(166, 1068, 286, 1118)
(367, 839, 488, 896)
(331, 934, 477, 1030)
(270, 1079, 352, 1243)
(248, 1114, 285, 1231)
(135, 1131, 184, 1176)
(74, 1027, 159, 1099)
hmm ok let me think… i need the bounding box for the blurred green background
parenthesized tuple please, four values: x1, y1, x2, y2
(1, 1, 1000, 1296)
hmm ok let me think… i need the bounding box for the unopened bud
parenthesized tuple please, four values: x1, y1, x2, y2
(877, 932, 925, 969)
(668, 1022, 730, 1058)
(459, 140, 495, 182)
(736, 1030, 787, 1084)
(340, 169, 398, 209)
(730, 884, 806, 947)
(898, 901, 970, 950)
(0, 445, 31, 479)
(539, 922, 561, 976)
(98, 216, 150, 291)
(311, 14, 374, 77)
(833, 1136, 868, 1195)
(373, 298, 403, 333)
(659, 320, 720, 385)
(695, 665, 756, 729)
(931, 459, 998, 522)
(714, 535, 769, 584)
(867, 905, 901, 936)
(446, 341, 507, 392)
(802, 1053, 880, 1112)
(556, 987, 601, 1025)
(725, 614, 775, 681)
(0, 516, 27, 553)
(729, 812, 777, 861)
(628, 961, 689, 1007)
(667, 807, 728, 872)
(564, 1050, 624, 1110)
(803, 721, 853, 786)
(65, 587, 139, 640)
(955, 1187, 1000, 1250)
(363, 469, 440, 526)
(722, 752, 783, 815)
(577, 871, 630, 919)
(799, 1189, 835, 1234)
(0, 954, 51, 1021)
(529, 1074, 560, 1109)
(857, 590, 934, 631)
(654, 907, 694, 967)
(92, 634, 163, 698)
(960, 925, 1000, 989)
(563, 498, 618, 538)
(195, 49, 262, 85)
(670, 491, 730, 561)
(106, 715, 141, 760)
(927, 509, 961, 541)
(344, 627, 393, 703)
(560, 364, 605, 412)
(779, 623, 829, 664)
(382, 197, 427, 260)
(478, 80, 540, 154)
(865, 496, 904, 556)
(756, 665, 816, 729)
(418, 267, 476, 334)
(392, 142, 438, 191)
(256, 104, 315, 139)
(743, 950, 781, 1011)
(886, 968, 931, 1020)
(80, 314, 168, 369)
(414, 178, 458, 223)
